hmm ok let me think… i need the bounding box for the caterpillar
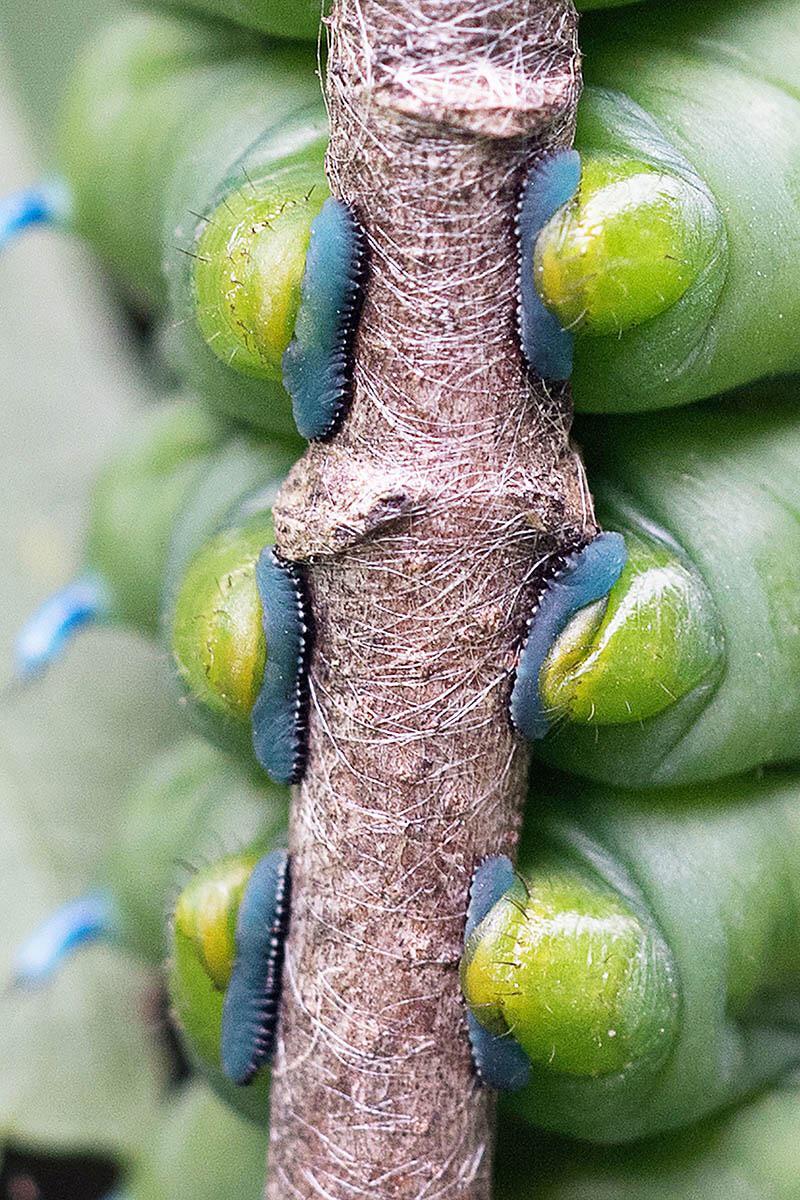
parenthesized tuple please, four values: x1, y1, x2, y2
(530, 0, 800, 412)
(220, 849, 291, 1086)
(169, 847, 286, 1123)
(462, 766, 800, 1144)
(517, 150, 581, 382)
(43, 10, 327, 440)
(7, 0, 800, 447)
(511, 381, 800, 789)
(14, 400, 309, 781)
(11, 737, 288, 986)
(509, 532, 627, 742)
(463, 857, 532, 1092)
(283, 197, 369, 440)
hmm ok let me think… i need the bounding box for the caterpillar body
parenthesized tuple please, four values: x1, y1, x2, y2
(463, 767, 800, 1144)
(5, 0, 800, 445)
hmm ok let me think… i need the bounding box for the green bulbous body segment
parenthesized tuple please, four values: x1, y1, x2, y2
(174, 852, 258, 993)
(169, 846, 290, 1122)
(193, 171, 326, 381)
(57, 10, 323, 439)
(171, 514, 272, 737)
(462, 869, 676, 1080)
(464, 769, 800, 1144)
(561, 0, 800, 411)
(535, 153, 723, 339)
(170, 851, 271, 1125)
(536, 384, 800, 788)
(539, 517, 724, 728)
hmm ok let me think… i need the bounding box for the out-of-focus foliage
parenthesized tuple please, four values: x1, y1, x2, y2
(0, 69, 180, 1160)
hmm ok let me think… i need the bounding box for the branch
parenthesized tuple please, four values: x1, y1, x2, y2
(267, 2, 590, 1196)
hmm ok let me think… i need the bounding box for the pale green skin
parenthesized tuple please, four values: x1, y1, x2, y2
(59, 10, 323, 439)
(170, 510, 273, 755)
(535, 153, 723, 339)
(86, 400, 223, 634)
(161, 437, 295, 756)
(564, 0, 800, 411)
(468, 769, 800, 1144)
(535, 388, 800, 788)
(105, 736, 288, 965)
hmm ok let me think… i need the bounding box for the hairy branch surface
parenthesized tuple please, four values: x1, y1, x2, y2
(267, 2, 590, 1196)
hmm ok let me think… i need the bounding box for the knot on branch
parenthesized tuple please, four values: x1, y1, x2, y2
(274, 445, 425, 560)
(370, 63, 578, 139)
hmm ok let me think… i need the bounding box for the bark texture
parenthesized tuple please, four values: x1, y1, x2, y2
(267, 2, 591, 1196)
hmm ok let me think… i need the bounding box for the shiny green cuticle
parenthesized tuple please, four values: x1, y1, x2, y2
(538, 527, 725, 727)
(171, 515, 271, 727)
(173, 854, 257, 994)
(194, 180, 327, 381)
(461, 871, 677, 1079)
(535, 154, 721, 338)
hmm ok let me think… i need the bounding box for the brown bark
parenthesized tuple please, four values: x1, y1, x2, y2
(266, 2, 590, 1196)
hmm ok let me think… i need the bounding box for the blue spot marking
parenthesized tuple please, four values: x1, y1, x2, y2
(510, 531, 627, 741)
(222, 849, 290, 1086)
(0, 180, 70, 252)
(282, 198, 367, 441)
(14, 574, 109, 680)
(11, 890, 118, 988)
(251, 549, 311, 786)
(518, 150, 581, 380)
(464, 857, 531, 1092)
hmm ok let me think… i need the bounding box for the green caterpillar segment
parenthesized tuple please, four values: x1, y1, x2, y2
(174, 853, 258, 994)
(535, 385, 800, 788)
(169, 846, 274, 1124)
(535, 151, 724, 339)
(544, 0, 800, 412)
(462, 866, 676, 1083)
(171, 512, 272, 738)
(463, 858, 532, 1091)
(164, 437, 299, 757)
(168, 116, 328, 438)
(538, 520, 724, 729)
(193, 169, 326, 382)
(58, 10, 323, 439)
(468, 769, 800, 1144)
